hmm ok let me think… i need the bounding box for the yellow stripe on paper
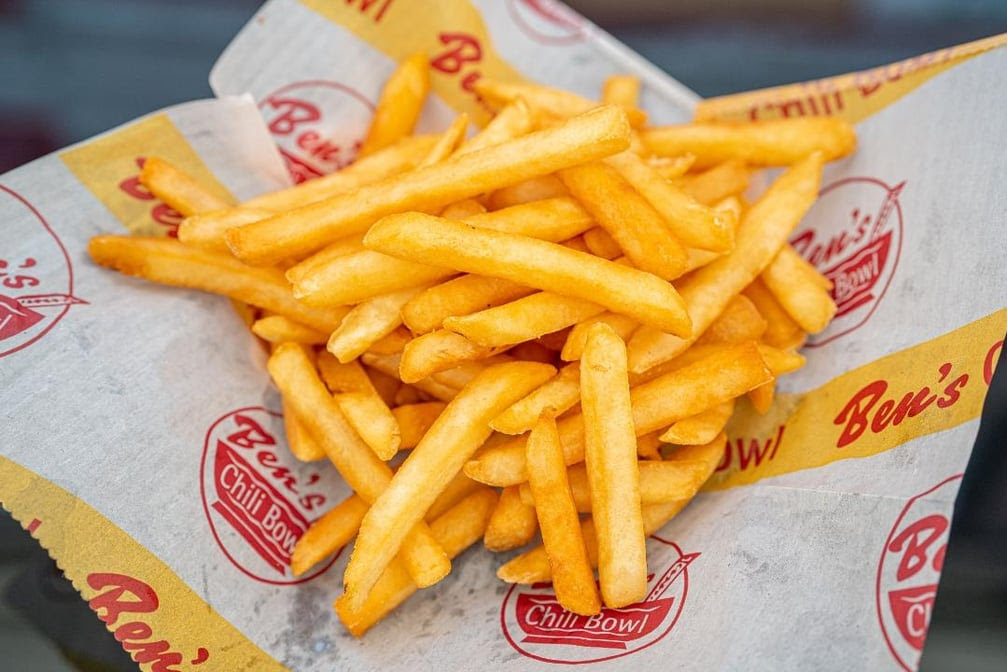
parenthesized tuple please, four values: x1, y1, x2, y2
(707, 309, 1005, 490)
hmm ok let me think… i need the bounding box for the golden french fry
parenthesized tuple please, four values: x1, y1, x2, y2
(559, 162, 688, 280)
(439, 198, 486, 220)
(676, 159, 751, 206)
(291, 494, 369, 576)
(362, 353, 459, 402)
(430, 355, 515, 391)
(266, 343, 449, 588)
(626, 153, 823, 373)
(648, 154, 696, 180)
(601, 75, 640, 109)
(226, 106, 631, 265)
(419, 114, 470, 167)
(606, 150, 735, 252)
(393, 402, 446, 450)
(245, 134, 438, 212)
(748, 380, 776, 414)
(743, 277, 807, 350)
(426, 471, 486, 522)
(475, 78, 647, 128)
(581, 227, 622, 259)
(486, 174, 569, 210)
(326, 286, 428, 362)
(499, 434, 725, 584)
(756, 343, 806, 376)
(696, 294, 768, 346)
(139, 157, 233, 217)
(363, 365, 400, 407)
(456, 99, 534, 156)
(252, 315, 328, 345)
(318, 354, 404, 459)
(761, 246, 837, 333)
(443, 291, 605, 348)
(659, 399, 735, 445)
(394, 384, 425, 406)
(525, 415, 601, 614)
(561, 312, 639, 362)
(465, 341, 772, 487)
(87, 236, 348, 333)
(283, 233, 367, 286)
(359, 53, 430, 157)
(491, 363, 580, 435)
(342, 361, 555, 610)
(483, 485, 539, 552)
(460, 196, 596, 241)
(643, 117, 856, 168)
(364, 213, 692, 336)
(402, 275, 535, 334)
(335, 489, 498, 637)
(178, 207, 274, 253)
(399, 330, 501, 384)
(581, 323, 646, 607)
(283, 398, 326, 461)
(367, 326, 412, 355)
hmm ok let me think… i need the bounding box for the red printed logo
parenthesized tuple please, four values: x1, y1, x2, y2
(501, 536, 698, 664)
(259, 81, 374, 183)
(199, 407, 345, 584)
(0, 185, 86, 358)
(87, 572, 210, 669)
(876, 475, 960, 671)
(507, 0, 587, 45)
(791, 176, 905, 347)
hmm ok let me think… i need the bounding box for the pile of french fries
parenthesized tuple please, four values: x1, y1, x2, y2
(88, 54, 855, 635)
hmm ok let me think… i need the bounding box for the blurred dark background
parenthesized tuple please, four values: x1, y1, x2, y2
(1, 0, 1004, 670)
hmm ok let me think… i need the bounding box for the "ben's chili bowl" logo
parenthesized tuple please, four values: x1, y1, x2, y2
(501, 536, 698, 664)
(199, 407, 346, 585)
(259, 80, 374, 183)
(876, 474, 960, 671)
(790, 176, 905, 347)
(0, 185, 86, 358)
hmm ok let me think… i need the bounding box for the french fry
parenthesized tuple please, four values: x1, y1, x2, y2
(491, 363, 580, 435)
(327, 286, 429, 362)
(676, 159, 750, 206)
(87, 236, 348, 333)
(443, 291, 605, 348)
(178, 207, 274, 253)
(695, 294, 768, 346)
(605, 151, 735, 252)
(660, 399, 735, 445)
(283, 398, 326, 461)
(283, 233, 368, 286)
(252, 315, 328, 345)
(643, 117, 856, 168)
(291, 494, 369, 576)
(430, 355, 516, 391)
(335, 489, 498, 637)
(244, 134, 438, 212)
(756, 343, 806, 376)
(367, 326, 412, 355)
(748, 380, 776, 414)
(648, 154, 696, 180)
(393, 402, 446, 450)
(559, 162, 688, 280)
(483, 485, 539, 552)
(601, 74, 640, 109)
(394, 384, 425, 406)
(637, 430, 663, 460)
(499, 434, 725, 584)
(460, 196, 595, 241)
(743, 277, 807, 350)
(581, 323, 646, 607)
(464, 341, 772, 487)
(402, 275, 536, 334)
(761, 245, 837, 333)
(439, 198, 486, 220)
(365, 365, 401, 407)
(364, 213, 692, 337)
(486, 174, 568, 210)
(362, 353, 459, 403)
(226, 106, 632, 265)
(456, 99, 534, 156)
(139, 157, 233, 216)
(266, 344, 449, 589)
(419, 114, 470, 167)
(626, 153, 823, 373)
(342, 361, 555, 610)
(581, 227, 622, 259)
(525, 415, 601, 614)
(399, 330, 500, 383)
(426, 471, 485, 522)
(561, 312, 639, 361)
(475, 78, 647, 127)
(358, 53, 430, 157)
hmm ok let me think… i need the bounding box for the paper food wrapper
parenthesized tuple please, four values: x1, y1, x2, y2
(2, 1, 1005, 670)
